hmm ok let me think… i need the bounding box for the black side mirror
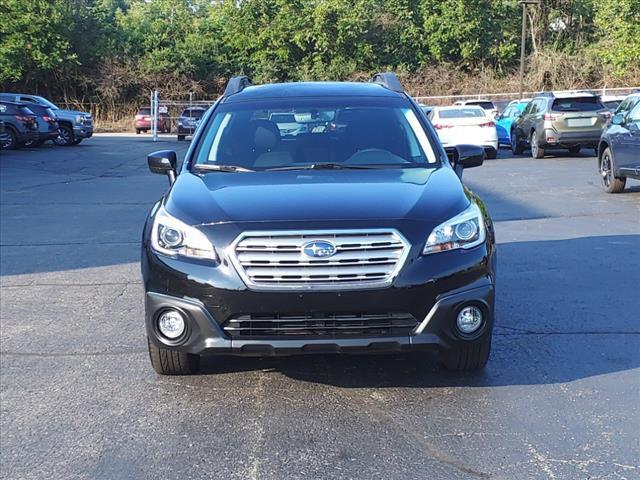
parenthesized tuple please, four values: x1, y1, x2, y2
(611, 113, 624, 126)
(456, 144, 485, 168)
(148, 150, 177, 184)
(444, 144, 484, 178)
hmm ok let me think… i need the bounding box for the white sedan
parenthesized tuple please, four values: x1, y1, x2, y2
(428, 106, 498, 159)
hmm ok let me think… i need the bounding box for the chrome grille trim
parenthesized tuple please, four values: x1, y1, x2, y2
(228, 229, 410, 291)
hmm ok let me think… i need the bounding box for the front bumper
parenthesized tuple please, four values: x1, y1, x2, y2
(142, 237, 496, 356)
(73, 125, 93, 139)
(177, 124, 196, 135)
(542, 129, 601, 148)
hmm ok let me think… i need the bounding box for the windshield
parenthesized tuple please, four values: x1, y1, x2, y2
(18, 106, 35, 116)
(467, 101, 495, 110)
(552, 97, 604, 112)
(31, 96, 58, 110)
(193, 98, 438, 170)
(439, 108, 486, 119)
(182, 109, 205, 118)
(603, 100, 622, 110)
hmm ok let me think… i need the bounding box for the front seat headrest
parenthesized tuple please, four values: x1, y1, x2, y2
(250, 120, 280, 151)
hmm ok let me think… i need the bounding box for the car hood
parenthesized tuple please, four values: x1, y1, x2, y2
(54, 109, 91, 117)
(165, 168, 469, 227)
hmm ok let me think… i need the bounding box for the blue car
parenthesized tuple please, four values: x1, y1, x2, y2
(496, 100, 529, 146)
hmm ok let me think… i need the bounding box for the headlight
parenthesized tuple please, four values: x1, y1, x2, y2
(151, 205, 217, 260)
(423, 203, 486, 254)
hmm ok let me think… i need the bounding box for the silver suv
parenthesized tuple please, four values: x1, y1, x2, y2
(511, 92, 609, 158)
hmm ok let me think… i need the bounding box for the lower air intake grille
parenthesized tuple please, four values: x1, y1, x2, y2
(223, 312, 418, 338)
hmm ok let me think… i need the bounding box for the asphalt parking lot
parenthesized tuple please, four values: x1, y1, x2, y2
(1, 135, 639, 479)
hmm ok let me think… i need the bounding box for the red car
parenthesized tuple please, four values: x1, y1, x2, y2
(135, 107, 171, 134)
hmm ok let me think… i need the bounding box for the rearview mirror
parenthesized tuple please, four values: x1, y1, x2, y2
(611, 113, 624, 126)
(148, 150, 177, 184)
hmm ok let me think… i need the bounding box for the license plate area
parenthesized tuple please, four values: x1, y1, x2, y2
(566, 118, 593, 127)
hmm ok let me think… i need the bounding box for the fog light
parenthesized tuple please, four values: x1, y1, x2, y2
(456, 305, 483, 334)
(157, 310, 185, 339)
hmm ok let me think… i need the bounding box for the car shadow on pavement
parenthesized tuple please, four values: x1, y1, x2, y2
(194, 234, 640, 388)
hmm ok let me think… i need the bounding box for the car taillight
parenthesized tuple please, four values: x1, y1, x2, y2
(42, 116, 54, 123)
(15, 115, 31, 122)
(433, 124, 453, 130)
(543, 114, 556, 121)
(479, 121, 495, 128)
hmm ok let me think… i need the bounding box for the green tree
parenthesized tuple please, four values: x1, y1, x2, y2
(593, 0, 640, 75)
(0, 0, 76, 84)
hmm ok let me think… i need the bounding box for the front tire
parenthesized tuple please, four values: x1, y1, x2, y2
(600, 147, 626, 193)
(530, 131, 545, 159)
(511, 131, 524, 155)
(442, 336, 491, 371)
(147, 338, 200, 375)
(54, 125, 74, 146)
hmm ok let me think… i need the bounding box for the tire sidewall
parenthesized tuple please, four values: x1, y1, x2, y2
(600, 147, 618, 193)
(2, 128, 17, 150)
(54, 125, 74, 146)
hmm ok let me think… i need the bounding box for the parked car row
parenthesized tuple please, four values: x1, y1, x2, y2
(421, 91, 639, 161)
(420, 91, 639, 193)
(134, 105, 208, 141)
(0, 93, 93, 150)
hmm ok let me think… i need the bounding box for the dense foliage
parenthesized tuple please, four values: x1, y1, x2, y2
(1, 0, 638, 106)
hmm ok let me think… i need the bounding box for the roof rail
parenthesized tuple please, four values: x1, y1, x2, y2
(223, 76, 252, 96)
(370, 72, 404, 93)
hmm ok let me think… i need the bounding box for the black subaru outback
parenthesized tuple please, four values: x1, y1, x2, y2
(142, 73, 496, 375)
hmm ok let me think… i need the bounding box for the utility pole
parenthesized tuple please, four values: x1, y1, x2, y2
(152, 90, 159, 142)
(519, 0, 540, 99)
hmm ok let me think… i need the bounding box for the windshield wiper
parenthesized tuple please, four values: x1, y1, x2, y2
(265, 163, 377, 171)
(193, 164, 255, 173)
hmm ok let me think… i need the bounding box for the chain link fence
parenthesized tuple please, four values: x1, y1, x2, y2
(54, 86, 639, 133)
(414, 86, 639, 111)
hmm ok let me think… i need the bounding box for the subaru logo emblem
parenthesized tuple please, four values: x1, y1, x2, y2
(302, 240, 336, 258)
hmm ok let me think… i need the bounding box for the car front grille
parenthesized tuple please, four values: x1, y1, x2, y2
(229, 229, 410, 291)
(223, 312, 418, 338)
